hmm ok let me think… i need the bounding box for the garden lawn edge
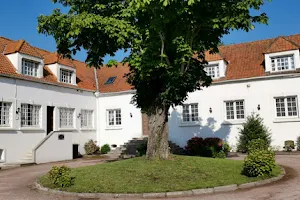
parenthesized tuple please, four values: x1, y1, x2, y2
(34, 166, 286, 199)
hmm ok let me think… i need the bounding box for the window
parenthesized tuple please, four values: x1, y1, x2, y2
(107, 109, 121, 126)
(105, 76, 117, 84)
(59, 108, 75, 128)
(21, 104, 41, 127)
(0, 149, 4, 162)
(225, 100, 245, 120)
(0, 102, 11, 127)
(275, 96, 298, 117)
(81, 110, 93, 128)
(271, 55, 295, 72)
(204, 65, 220, 79)
(22, 59, 38, 77)
(182, 104, 199, 122)
(60, 69, 73, 84)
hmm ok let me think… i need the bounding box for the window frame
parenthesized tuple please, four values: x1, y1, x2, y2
(81, 109, 94, 129)
(274, 96, 299, 118)
(181, 103, 199, 123)
(60, 69, 73, 84)
(59, 107, 75, 129)
(106, 109, 122, 128)
(20, 104, 41, 128)
(204, 64, 220, 79)
(0, 102, 12, 127)
(224, 100, 245, 121)
(21, 59, 39, 77)
(0, 148, 5, 163)
(271, 55, 295, 72)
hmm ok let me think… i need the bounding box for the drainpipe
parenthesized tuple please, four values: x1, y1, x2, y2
(93, 68, 101, 145)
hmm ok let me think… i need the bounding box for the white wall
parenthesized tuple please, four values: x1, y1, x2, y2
(0, 77, 97, 163)
(35, 131, 73, 164)
(97, 92, 143, 147)
(169, 75, 300, 150)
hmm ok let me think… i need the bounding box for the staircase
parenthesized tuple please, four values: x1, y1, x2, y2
(19, 150, 34, 164)
(106, 137, 186, 159)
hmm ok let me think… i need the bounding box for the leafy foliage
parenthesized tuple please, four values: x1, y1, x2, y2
(38, 0, 270, 114)
(213, 150, 226, 159)
(100, 144, 111, 154)
(38, 0, 270, 158)
(136, 142, 148, 157)
(84, 140, 99, 155)
(297, 136, 300, 151)
(242, 150, 275, 177)
(222, 142, 232, 155)
(284, 140, 295, 152)
(48, 165, 74, 187)
(247, 138, 269, 153)
(185, 137, 223, 157)
(237, 114, 271, 152)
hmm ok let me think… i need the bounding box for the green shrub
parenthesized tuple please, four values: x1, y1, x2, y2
(136, 142, 147, 156)
(284, 140, 295, 152)
(84, 140, 99, 155)
(48, 166, 74, 187)
(185, 137, 223, 157)
(237, 114, 271, 153)
(242, 150, 275, 177)
(100, 144, 111, 154)
(297, 136, 300, 151)
(213, 150, 226, 159)
(247, 138, 269, 153)
(222, 142, 231, 155)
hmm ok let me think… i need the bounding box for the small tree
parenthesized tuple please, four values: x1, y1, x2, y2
(237, 114, 271, 152)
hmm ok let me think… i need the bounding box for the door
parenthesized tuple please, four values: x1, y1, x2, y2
(47, 106, 54, 135)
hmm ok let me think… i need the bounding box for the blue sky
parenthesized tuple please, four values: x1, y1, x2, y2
(0, 0, 299, 63)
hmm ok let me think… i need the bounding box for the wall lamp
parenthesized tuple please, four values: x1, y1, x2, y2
(257, 104, 261, 111)
(16, 107, 20, 114)
(77, 113, 82, 118)
(209, 107, 212, 113)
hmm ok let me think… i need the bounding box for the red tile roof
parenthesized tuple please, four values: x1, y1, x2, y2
(1, 34, 300, 93)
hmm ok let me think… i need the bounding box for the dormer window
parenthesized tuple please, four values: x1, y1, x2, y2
(271, 55, 295, 72)
(22, 59, 39, 77)
(60, 69, 73, 84)
(105, 76, 117, 84)
(204, 64, 220, 79)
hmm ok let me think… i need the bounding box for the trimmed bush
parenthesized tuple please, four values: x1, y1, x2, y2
(242, 150, 275, 177)
(247, 138, 269, 153)
(297, 136, 300, 151)
(136, 142, 148, 156)
(100, 144, 111, 154)
(222, 142, 231, 155)
(185, 137, 223, 157)
(284, 140, 295, 152)
(84, 140, 99, 155)
(213, 150, 226, 159)
(237, 114, 271, 153)
(48, 165, 74, 187)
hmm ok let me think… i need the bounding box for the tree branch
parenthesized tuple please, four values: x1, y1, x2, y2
(158, 32, 171, 66)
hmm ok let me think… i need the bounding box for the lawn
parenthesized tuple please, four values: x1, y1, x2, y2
(39, 155, 282, 193)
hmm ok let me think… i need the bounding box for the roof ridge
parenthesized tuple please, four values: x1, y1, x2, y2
(282, 36, 300, 48)
(0, 36, 14, 42)
(16, 40, 25, 52)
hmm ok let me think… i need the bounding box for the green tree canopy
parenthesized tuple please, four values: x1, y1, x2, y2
(38, 0, 270, 159)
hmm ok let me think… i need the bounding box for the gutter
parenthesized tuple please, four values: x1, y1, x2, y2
(0, 73, 96, 93)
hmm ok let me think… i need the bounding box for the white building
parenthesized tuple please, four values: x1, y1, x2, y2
(0, 34, 300, 165)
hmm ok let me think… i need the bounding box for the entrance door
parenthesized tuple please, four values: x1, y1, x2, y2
(47, 106, 54, 135)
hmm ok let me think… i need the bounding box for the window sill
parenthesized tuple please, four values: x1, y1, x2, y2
(222, 120, 245, 125)
(179, 122, 201, 127)
(0, 160, 5, 163)
(0, 127, 15, 131)
(105, 127, 123, 130)
(273, 118, 300, 123)
(19, 127, 44, 131)
(58, 128, 77, 132)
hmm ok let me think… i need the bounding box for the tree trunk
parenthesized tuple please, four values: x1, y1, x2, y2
(146, 106, 169, 159)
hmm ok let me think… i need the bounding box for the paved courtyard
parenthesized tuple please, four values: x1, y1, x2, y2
(0, 155, 299, 200)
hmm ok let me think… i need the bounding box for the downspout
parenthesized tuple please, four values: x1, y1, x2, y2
(93, 68, 101, 145)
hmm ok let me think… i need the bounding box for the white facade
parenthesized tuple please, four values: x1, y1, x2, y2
(0, 76, 97, 164)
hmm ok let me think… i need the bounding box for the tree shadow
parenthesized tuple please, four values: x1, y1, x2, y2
(168, 109, 231, 147)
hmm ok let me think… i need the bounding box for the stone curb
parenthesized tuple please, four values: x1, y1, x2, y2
(34, 166, 285, 199)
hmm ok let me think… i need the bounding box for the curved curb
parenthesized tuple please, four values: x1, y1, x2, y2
(34, 166, 285, 199)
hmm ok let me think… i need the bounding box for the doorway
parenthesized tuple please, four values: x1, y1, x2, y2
(47, 106, 54, 135)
